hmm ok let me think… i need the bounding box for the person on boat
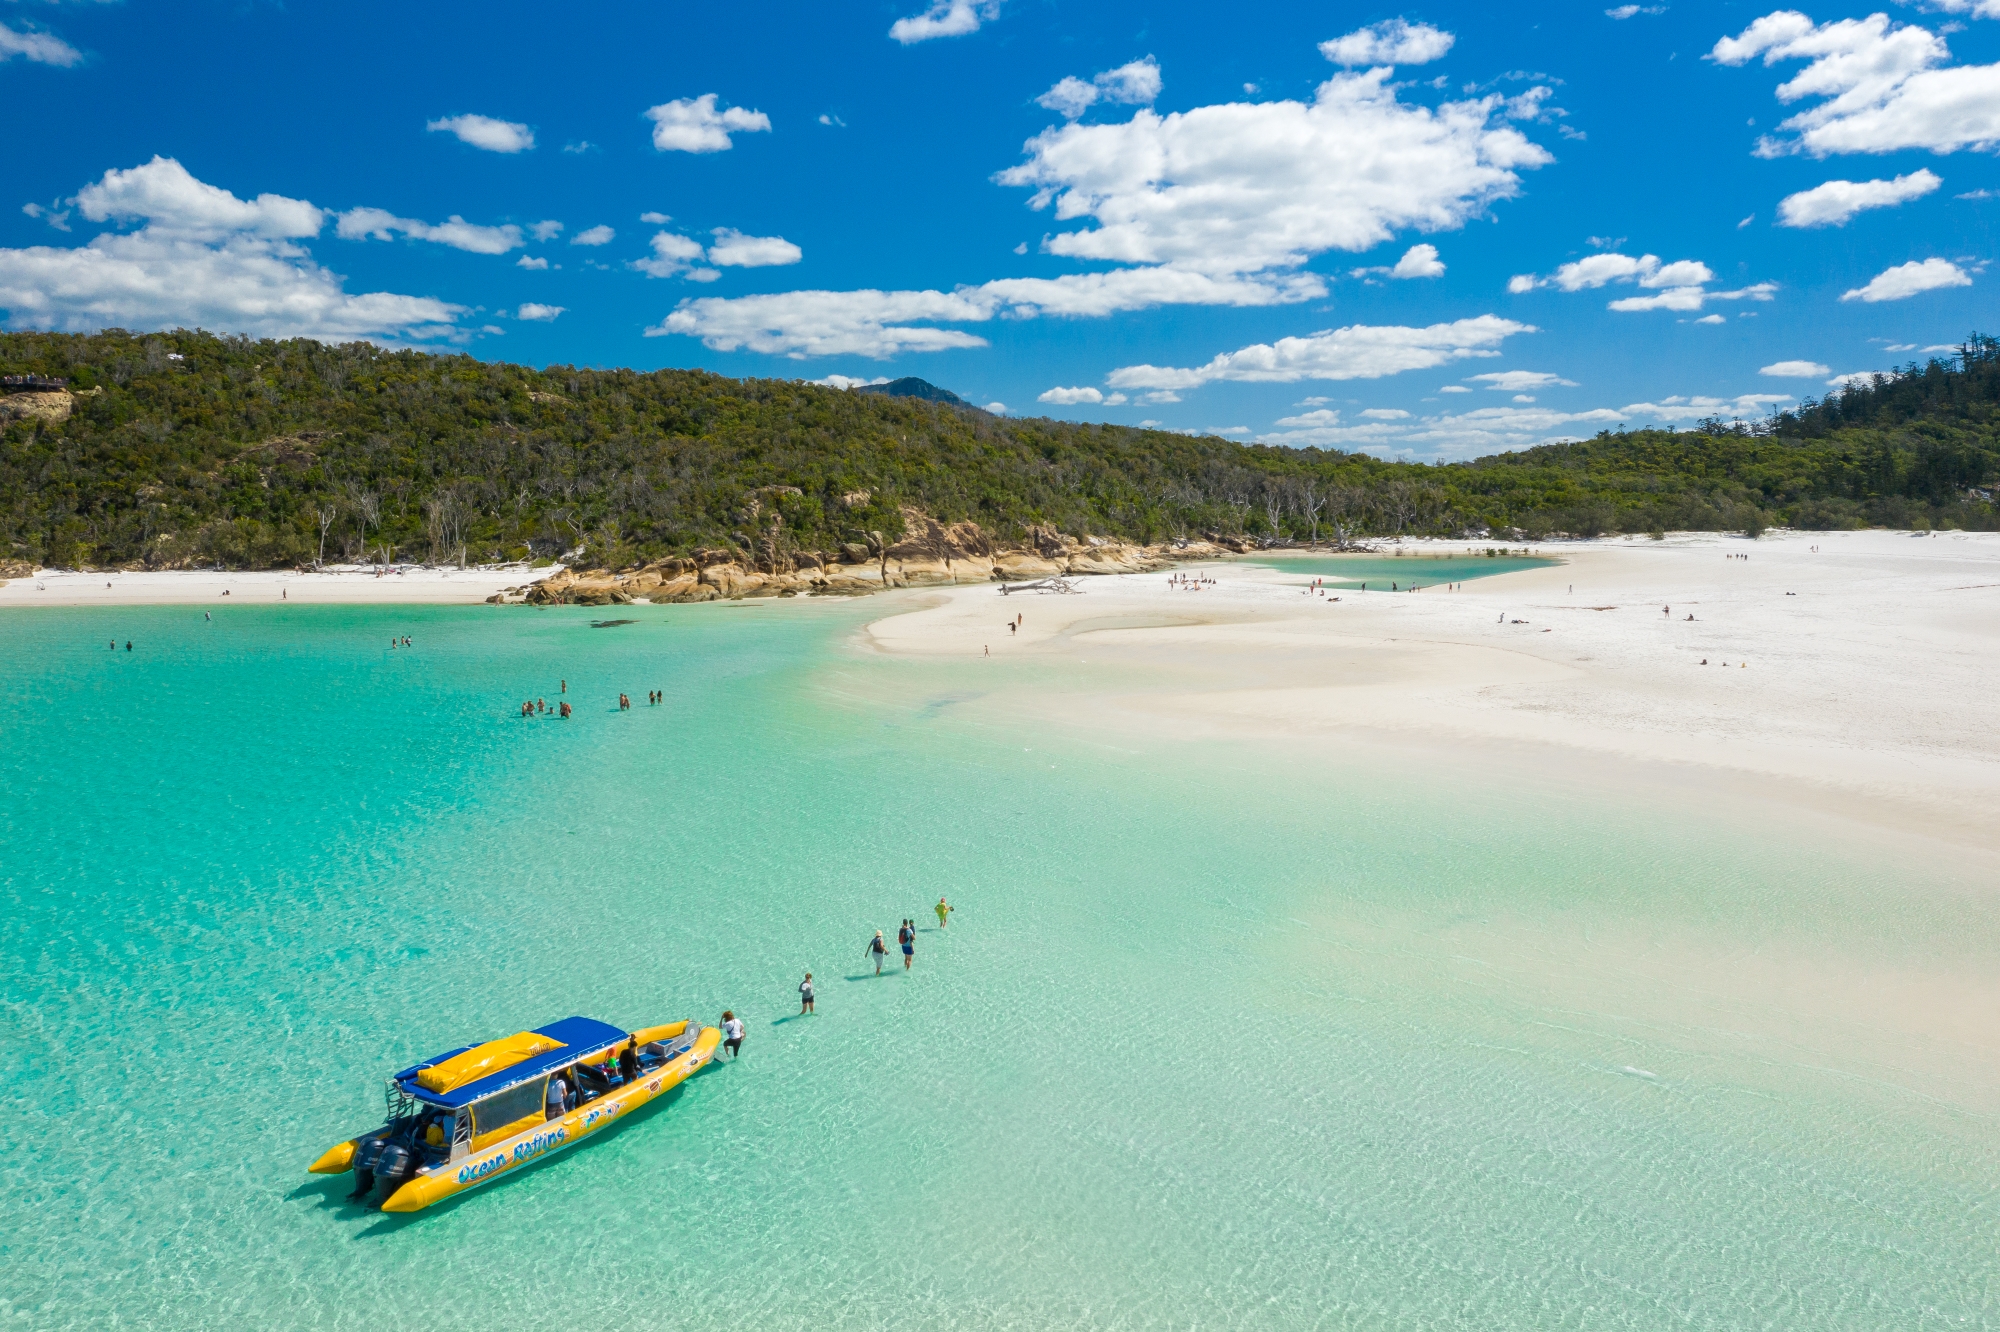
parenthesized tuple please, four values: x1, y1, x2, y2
(545, 1072, 570, 1119)
(721, 1011, 744, 1058)
(618, 1037, 640, 1083)
(867, 930, 889, 975)
(799, 972, 815, 1014)
(899, 920, 915, 970)
(935, 897, 952, 929)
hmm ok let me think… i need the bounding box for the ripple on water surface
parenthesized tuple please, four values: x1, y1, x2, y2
(1, 601, 1995, 1330)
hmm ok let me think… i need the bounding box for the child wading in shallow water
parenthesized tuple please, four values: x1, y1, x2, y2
(798, 973, 815, 1014)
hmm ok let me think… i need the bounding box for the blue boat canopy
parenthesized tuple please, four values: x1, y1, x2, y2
(394, 1016, 628, 1109)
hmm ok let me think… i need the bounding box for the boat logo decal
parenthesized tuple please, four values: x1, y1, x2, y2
(453, 1125, 567, 1184)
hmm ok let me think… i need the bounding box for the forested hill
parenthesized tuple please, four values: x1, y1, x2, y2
(2, 328, 1998, 571)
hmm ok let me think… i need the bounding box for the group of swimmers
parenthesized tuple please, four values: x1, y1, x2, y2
(797, 897, 954, 1012)
(520, 698, 573, 718)
(389, 636, 411, 648)
(1168, 573, 1213, 590)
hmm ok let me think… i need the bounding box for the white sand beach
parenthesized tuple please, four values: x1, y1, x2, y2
(864, 529, 2000, 847)
(0, 563, 551, 606)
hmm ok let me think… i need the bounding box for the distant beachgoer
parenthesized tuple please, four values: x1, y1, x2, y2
(109, 641, 115, 649)
(560, 679, 566, 693)
(205, 612, 210, 621)
(867, 930, 889, 975)
(984, 645, 989, 657)
(1663, 606, 1670, 616)
(559, 701, 571, 718)
(722, 1011, 744, 1058)
(222, 590, 229, 596)
(899, 920, 915, 970)
(125, 641, 132, 651)
(1009, 622, 1016, 634)
(537, 698, 545, 713)
(1016, 613, 1022, 628)
(799, 973, 815, 1013)
(282, 589, 286, 600)
(935, 897, 952, 929)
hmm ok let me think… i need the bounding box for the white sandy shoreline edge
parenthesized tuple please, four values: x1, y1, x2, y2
(0, 563, 558, 606)
(862, 528, 2000, 850)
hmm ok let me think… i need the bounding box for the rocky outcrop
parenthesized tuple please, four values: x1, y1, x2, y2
(490, 519, 1230, 605)
(0, 391, 73, 425)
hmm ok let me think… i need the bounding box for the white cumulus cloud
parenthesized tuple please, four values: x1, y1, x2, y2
(515, 303, 563, 321)
(427, 114, 535, 154)
(1104, 315, 1531, 390)
(1777, 169, 1941, 226)
(0, 159, 464, 341)
(570, 225, 615, 246)
(1513, 250, 1776, 312)
(707, 228, 802, 267)
(1840, 257, 1973, 301)
(889, 0, 1000, 43)
(516, 256, 548, 270)
(1320, 19, 1455, 67)
(1390, 243, 1446, 278)
(1468, 370, 1576, 390)
(632, 231, 718, 282)
(0, 20, 82, 66)
(336, 207, 523, 255)
(645, 95, 772, 153)
(999, 64, 1550, 276)
(530, 220, 563, 241)
(656, 268, 1322, 358)
(1712, 11, 2000, 157)
(77, 156, 323, 240)
(1037, 386, 1128, 405)
(651, 288, 995, 357)
(1760, 359, 1831, 376)
(810, 374, 890, 389)
(1037, 57, 1162, 120)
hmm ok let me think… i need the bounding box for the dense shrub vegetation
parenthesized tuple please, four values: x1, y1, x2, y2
(4, 329, 1998, 570)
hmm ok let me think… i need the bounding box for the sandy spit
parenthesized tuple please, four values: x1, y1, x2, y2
(860, 529, 2000, 847)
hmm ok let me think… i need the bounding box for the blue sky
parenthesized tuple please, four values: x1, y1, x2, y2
(2, 0, 1996, 457)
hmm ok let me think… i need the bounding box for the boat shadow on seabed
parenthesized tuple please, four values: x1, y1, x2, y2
(285, 1068, 716, 1237)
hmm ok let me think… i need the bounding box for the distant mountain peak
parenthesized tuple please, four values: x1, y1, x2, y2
(857, 377, 969, 406)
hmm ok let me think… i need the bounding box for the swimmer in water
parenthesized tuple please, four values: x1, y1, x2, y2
(935, 897, 952, 929)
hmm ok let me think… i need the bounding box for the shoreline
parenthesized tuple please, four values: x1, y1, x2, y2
(0, 562, 559, 606)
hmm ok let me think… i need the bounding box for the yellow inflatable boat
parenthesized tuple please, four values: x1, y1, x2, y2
(310, 1015, 720, 1212)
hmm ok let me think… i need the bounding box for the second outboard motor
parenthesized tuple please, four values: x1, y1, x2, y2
(375, 1141, 415, 1190)
(349, 1136, 390, 1199)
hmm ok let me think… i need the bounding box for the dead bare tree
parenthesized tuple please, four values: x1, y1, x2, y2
(314, 503, 337, 567)
(1262, 477, 1289, 539)
(1297, 479, 1327, 548)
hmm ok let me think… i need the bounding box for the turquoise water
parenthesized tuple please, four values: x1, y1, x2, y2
(1250, 552, 1555, 588)
(3, 601, 1997, 1329)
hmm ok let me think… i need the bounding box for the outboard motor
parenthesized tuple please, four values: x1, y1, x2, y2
(375, 1141, 416, 1192)
(350, 1136, 388, 1200)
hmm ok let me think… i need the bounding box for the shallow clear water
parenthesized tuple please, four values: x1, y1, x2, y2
(1247, 553, 1555, 589)
(3, 601, 1995, 1329)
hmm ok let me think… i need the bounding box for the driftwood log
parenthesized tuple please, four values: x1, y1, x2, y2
(997, 576, 1082, 595)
